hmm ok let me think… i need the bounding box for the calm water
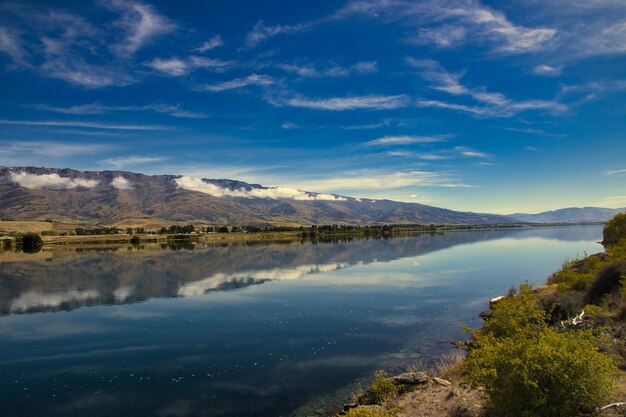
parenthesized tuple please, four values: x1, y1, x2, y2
(0, 226, 603, 417)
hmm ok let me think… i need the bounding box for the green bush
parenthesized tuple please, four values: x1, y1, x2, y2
(20, 232, 43, 253)
(129, 235, 141, 245)
(479, 285, 548, 339)
(465, 288, 618, 417)
(547, 268, 595, 291)
(465, 327, 617, 417)
(603, 212, 626, 247)
(367, 370, 398, 403)
(585, 261, 626, 305)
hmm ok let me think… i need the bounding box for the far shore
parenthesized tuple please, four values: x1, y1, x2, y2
(0, 220, 605, 248)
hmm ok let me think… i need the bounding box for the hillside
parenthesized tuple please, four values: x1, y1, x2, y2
(0, 166, 514, 226)
(511, 207, 625, 223)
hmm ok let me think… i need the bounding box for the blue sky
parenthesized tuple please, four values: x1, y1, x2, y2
(0, 0, 624, 213)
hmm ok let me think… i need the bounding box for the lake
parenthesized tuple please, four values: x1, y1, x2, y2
(0, 226, 603, 417)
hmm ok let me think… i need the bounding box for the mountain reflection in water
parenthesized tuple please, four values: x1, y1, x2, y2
(0, 226, 600, 315)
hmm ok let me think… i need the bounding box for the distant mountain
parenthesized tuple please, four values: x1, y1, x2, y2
(510, 207, 625, 224)
(0, 166, 514, 226)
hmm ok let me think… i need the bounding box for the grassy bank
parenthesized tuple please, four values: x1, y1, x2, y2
(340, 213, 626, 417)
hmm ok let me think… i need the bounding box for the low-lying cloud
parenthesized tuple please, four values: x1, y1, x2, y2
(111, 176, 133, 190)
(175, 176, 346, 201)
(9, 171, 99, 190)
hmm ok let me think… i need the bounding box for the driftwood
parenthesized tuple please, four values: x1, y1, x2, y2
(600, 402, 626, 411)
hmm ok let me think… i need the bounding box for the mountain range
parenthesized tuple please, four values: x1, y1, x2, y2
(0, 167, 621, 226)
(0, 166, 513, 226)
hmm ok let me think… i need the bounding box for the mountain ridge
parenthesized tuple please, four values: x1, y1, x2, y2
(510, 207, 625, 223)
(0, 166, 514, 226)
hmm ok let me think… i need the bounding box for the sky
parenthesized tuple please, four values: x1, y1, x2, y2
(0, 0, 624, 214)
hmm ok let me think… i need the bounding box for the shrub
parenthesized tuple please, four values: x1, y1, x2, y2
(367, 370, 398, 403)
(129, 235, 141, 245)
(20, 232, 43, 253)
(585, 261, 626, 305)
(479, 286, 547, 339)
(344, 406, 397, 417)
(547, 268, 595, 291)
(603, 212, 626, 247)
(465, 327, 617, 417)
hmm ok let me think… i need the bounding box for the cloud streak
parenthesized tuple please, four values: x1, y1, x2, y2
(175, 176, 347, 201)
(408, 59, 566, 117)
(364, 135, 445, 146)
(197, 74, 273, 92)
(30, 102, 208, 119)
(0, 119, 171, 130)
(274, 94, 411, 111)
(8, 171, 99, 190)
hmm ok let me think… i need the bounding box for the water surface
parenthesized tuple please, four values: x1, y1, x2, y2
(0, 226, 602, 417)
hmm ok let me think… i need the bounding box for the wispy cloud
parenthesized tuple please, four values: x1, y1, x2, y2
(245, 20, 315, 48)
(454, 146, 490, 158)
(145, 56, 233, 76)
(175, 176, 347, 201)
(193, 35, 224, 52)
(1, 141, 111, 157)
(197, 74, 273, 92)
(279, 61, 378, 78)
(603, 168, 626, 176)
(289, 170, 473, 191)
(0, 26, 30, 67)
(363, 135, 445, 146)
(29, 102, 208, 119)
(274, 94, 411, 111)
(0, 119, 171, 130)
(101, 156, 167, 169)
(108, 0, 176, 57)
(532, 65, 563, 77)
(408, 59, 566, 117)
(0, 0, 176, 87)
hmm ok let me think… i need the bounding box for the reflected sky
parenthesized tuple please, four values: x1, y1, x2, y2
(0, 226, 603, 417)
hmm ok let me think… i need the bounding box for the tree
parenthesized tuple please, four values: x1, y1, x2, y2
(603, 212, 626, 247)
(20, 233, 43, 253)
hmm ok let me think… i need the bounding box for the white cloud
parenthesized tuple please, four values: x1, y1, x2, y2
(8, 171, 99, 190)
(0, 119, 169, 130)
(101, 156, 166, 169)
(146, 56, 233, 76)
(194, 35, 224, 52)
(111, 176, 133, 190)
(109, 0, 176, 57)
(289, 171, 472, 191)
(532, 64, 563, 76)
(175, 176, 347, 201)
(604, 168, 626, 176)
(364, 135, 444, 146)
(409, 59, 566, 117)
(245, 20, 314, 48)
(3, 141, 110, 157)
(279, 61, 378, 78)
(197, 74, 273, 92)
(145, 57, 186, 76)
(454, 146, 490, 158)
(277, 94, 411, 111)
(30, 102, 207, 119)
(0, 26, 29, 66)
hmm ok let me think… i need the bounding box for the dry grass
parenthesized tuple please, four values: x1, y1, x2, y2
(434, 354, 466, 385)
(0, 221, 54, 233)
